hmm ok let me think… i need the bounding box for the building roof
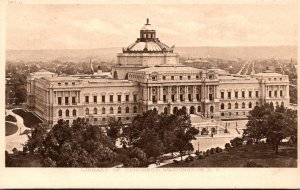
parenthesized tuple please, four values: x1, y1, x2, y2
(252, 70, 285, 77)
(135, 64, 201, 74)
(125, 40, 172, 52)
(30, 69, 55, 76)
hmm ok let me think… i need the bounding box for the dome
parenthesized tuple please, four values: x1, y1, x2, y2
(124, 40, 173, 52)
(141, 24, 154, 31)
(123, 18, 174, 53)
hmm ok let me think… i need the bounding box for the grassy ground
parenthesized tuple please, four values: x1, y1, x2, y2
(162, 143, 297, 167)
(5, 115, 17, 122)
(6, 153, 43, 167)
(12, 109, 42, 128)
(5, 122, 18, 136)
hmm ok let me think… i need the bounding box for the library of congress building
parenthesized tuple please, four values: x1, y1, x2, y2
(27, 20, 290, 127)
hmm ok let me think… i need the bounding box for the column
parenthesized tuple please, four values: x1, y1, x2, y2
(149, 87, 152, 103)
(286, 85, 289, 98)
(62, 91, 65, 105)
(159, 86, 163, 103)
(176, 86, 180, 102)
(168, 86, 171, 102)
(185, 85, 188, 102)
(193, 85, 197, 102)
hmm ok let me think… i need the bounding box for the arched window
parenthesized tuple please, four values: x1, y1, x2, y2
(118, 107, 122, 113)
(221, 103, 224, 109)
(249, 102, 252, 109)
(72, 109, 76, 116)
(113, 71, 118, 79)
(164, 107, 168, 114)
(235, 102, 238, 109)
(110, 107, 113, 114)
(126, 106, 129, 113)
(228, 103, 231, 109)
(210, 106, 214, 113)
(197, 106, 201, 112)
(242, 102, 245, 108)
(281, 101, 284, 107)
(133, 106, 137, 113)
(58, 109, 62, 117)
(85, 108, 89, 115)
(102, 107, 105, 114)
(66, 109, 69, 117)
(94, 108, 97, 114)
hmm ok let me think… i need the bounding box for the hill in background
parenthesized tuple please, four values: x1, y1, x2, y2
(6, 46, 297, 62)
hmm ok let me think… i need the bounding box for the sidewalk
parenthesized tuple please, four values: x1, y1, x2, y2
(5, 109, 31, 153)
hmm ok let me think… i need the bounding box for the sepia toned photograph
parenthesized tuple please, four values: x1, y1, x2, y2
(1, 0, 299, 188)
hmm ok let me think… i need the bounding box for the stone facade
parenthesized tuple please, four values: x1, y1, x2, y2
(27, 20, 290, 127)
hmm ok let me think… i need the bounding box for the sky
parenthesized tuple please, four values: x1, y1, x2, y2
(6, 3, 298, 50)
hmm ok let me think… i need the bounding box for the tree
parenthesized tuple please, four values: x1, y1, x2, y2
(26, 118, 117, 167)
(244, 104, 297, 154)
(106, 117, 123, 145)
(171, 109, 199, 161)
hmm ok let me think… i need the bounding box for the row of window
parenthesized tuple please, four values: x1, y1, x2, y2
(220, 111, 248, 116)
(58, 82, 76, 86)
(220, 102, 257, 110)
(58, 106, 139, 117)
(269, 90, 283, 98)
(221, 91, 259, 99)
(57, 94, 138, 105)
(64, 116, 131, 125)
(268, 77, 283, 81)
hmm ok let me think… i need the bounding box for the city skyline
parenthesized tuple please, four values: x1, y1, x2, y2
(6, 4, 297, 50)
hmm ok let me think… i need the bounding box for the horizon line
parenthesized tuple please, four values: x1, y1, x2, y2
(6, 45, 297, 51)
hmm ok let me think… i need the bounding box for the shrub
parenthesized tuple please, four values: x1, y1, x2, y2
(5, 115, 17, 122)
(244, 161, 263, 167)
(225, 143, 231, 150)
(210, 148, 216, 154)
(247, 139, 254, 145)
(206, 149, 210, 156)
(216, 147, 222, 153)
(195, 150, 200, 156)
(230, 137, 244, 147)
(185, 155, 194, 162)
(197, 154, 205, 159)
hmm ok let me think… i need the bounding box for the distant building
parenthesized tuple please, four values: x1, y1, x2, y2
(27, 19, 290, 127)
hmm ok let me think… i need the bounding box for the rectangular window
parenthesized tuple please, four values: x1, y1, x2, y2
(126, 95, 129, 102)
(196, 76, 199, 80)
(227, 92, 231, 99)
(118, 95, 121, 102)
(152, 96, 157, 103)
(58, 83, 61, 86)
(133, 95, 137, 102)
(179, 76, 183, 80)
(58, 97, 62, 105)
(94, 96, 97, 103)
(209, 94, 213, 101)
(269, 91, 272, 97)
(72, 82, 75, 85)
(180, 94, 184, 101)
(280, 90, 283, 97)
(171, 76, 174, 80)
(163, 95, 167, 102)
(65, 97, 69, 105)
(85, 96, 89, 103)
(72, 97, 76, 105)
(110, 95, 113, 103)
(235, 91, 238, 98)
(236, 112, 238, 116)
(171, 95, 175, 102)
(221, 92, 224, 99)
(188, 94, 192, 101)
(163, 76, 166, 80)
(249, 91, 252, 98)
(102, 95, 105, 103)
(242, 91, 245, 98)
(274, 91, 277, 98)
(196, 94, 200, 101)
(188, 76, 191, 80)
(256, 91, 259, 98)
(65, 82, 68, 86)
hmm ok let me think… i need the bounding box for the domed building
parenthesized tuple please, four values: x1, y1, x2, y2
(27, 19, 290, 135)
(112, 19, 179, 79)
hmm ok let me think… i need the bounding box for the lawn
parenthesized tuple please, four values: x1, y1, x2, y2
(5, 122, 18, 136)
(12, 109, 43, 128)
(5, 115, 17, 122)
(162, 143, 297, 167)
(6, 153, 42, 167)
